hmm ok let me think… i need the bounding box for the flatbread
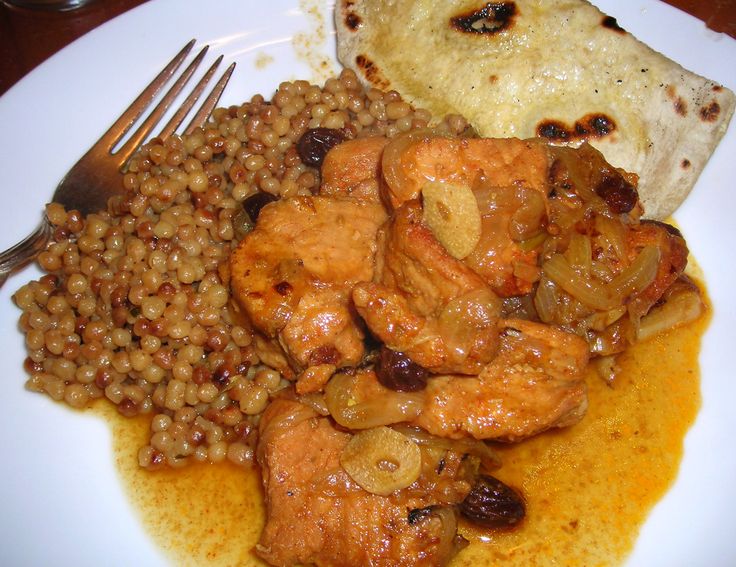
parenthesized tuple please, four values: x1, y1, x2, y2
(335, 0, 735, 219)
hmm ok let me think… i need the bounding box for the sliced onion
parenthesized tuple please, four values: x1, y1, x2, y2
(509, 189, 546, 242)
(381, 128, 437, 206)
(565, 233, 592, 275)
(542, 253, 619, 310)
(637, 285, 704, 341)
(584, 306, 627, 332)
(542, 245, 660, 312)
(325, 372, 424, 429)
(517, 231, 547, 252)
(608, 246, 660, 297)
(593, 354, 620, 385)
(431, 507, 461, 561)
(595, 215, 627, 261)
(533, 276, 558, 324)
(393, 425, 501, 470)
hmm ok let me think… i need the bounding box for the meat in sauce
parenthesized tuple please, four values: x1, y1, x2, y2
(256, 398, 473, 566)
(230, 195, 386, 387)
(227, 130, 698, 567)
(353, 200, 502, 375)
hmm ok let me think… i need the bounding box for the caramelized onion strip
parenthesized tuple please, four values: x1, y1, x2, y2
(637, 285, 704, 341)
(608, 246, 660, 297)
(432, 507, 461, 561)
(325, 372, 424, 429)
(394, 425, 501, 470)
(533, 276, 558, 324)
(595, 215, 627, 261)
(381, 129, 437, 206)
(542, 254, 619, 310)
(565, 233, 592, 275)
(542, 246, 660, 311)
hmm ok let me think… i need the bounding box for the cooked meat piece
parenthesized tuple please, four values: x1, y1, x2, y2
(230, 196, 387, 378)
(464, 181, 545, 297)
(626, 220, 689, 319)
(637, 275, 704, 341)
(381, 135, 550, 296)
(256, 398, 472, 567)
(382, 135, 549, 209)
(413, 318, 589, 442)
(320, 136, 390, 203)
(353, 200, 502, 375)
(332, 318, 588, 442)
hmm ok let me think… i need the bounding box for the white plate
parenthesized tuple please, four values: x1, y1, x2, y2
(0, 1, 733, 565)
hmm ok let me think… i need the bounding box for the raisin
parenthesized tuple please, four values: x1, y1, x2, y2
(375, 345, 429, 392)
(242, 191, 278, 222)
(594, 173, 638, 214)
(459, 475, 525, 528)
(296, 127, 346, 167)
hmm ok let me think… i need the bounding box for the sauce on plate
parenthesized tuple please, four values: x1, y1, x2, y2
(101, 299, 708, 566)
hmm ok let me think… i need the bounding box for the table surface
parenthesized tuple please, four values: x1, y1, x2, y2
(1, 0, 734, 97)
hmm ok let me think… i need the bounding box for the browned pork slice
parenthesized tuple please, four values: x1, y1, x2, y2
(625, 220, 689, 320)
(256, 398, 472, 567)
(413, 318, 589, 442)
(319, 135, 390, 202)
(230, 196, 387, 384)
(381, 135, 550, 297)
(353, 200, 502, 375)
(327, 318, 589, 442)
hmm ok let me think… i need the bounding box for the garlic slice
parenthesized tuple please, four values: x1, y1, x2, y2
(422, 180, 481, 259)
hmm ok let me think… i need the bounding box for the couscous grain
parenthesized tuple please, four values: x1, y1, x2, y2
(13, 68, 468, 470)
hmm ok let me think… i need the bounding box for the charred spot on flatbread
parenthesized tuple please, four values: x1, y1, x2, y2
(450, 2, 517, 35)
(666, 86, 689, 116)
(601, 15, 625, 33)
(345, 12, 361, 30)
(340, 0, 362, 31)
(335, 0, 736, 220)
(699, 101, 721, 122)
(537, 114, 616, 142)
(681, 159, 691, 169)
(355, 54, 390, 89)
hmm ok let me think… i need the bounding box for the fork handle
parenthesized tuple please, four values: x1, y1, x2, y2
(0, 214, 54, 289)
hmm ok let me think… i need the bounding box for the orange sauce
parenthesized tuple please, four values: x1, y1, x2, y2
(457, 308, 707, 565)
(101, 306, 708, 566)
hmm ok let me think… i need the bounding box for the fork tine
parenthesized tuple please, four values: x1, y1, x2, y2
(184, 62, 237, 135)
(157, 55, 224, 141)
(96, 39, 195, 153)
(114, 45, 211, 165)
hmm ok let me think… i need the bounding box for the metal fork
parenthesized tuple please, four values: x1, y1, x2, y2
(0, 39, 235, 288)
